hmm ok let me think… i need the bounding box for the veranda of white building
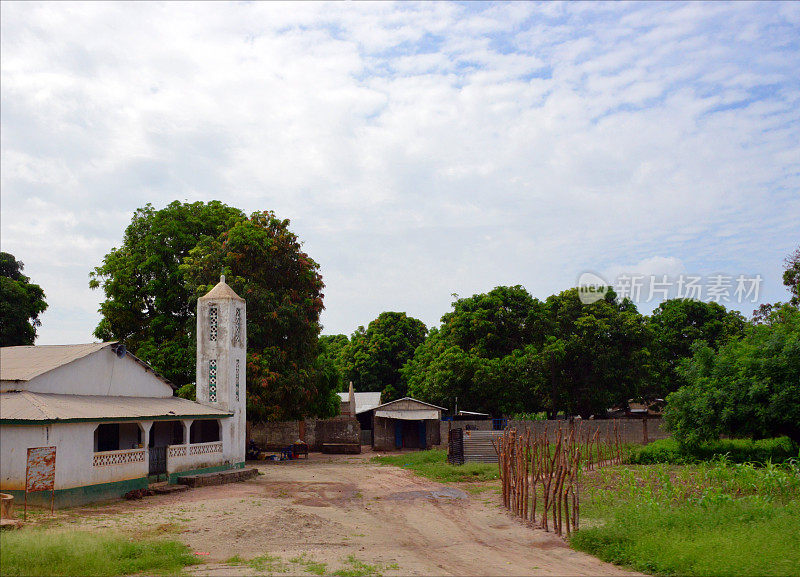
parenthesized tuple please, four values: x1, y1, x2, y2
(0, 276, 247, 507)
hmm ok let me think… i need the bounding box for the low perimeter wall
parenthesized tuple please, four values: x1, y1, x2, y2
(442, 418, 669, 446)
(248, 417, 360, 452)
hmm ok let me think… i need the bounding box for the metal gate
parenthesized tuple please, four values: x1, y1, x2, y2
(149, 446, 167, 475)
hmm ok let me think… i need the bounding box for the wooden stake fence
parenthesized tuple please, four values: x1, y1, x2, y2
(496, 420, 625, 537)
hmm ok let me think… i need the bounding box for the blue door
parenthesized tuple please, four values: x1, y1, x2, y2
(418, 421, 427, 449)
(395, 421, 403, 449)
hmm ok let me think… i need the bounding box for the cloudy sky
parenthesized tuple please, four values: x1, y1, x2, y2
(2, 1, 799, 345)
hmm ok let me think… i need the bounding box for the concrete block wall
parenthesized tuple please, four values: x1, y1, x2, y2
(506, 418, 669, 445)
(247, 417, 360, 452)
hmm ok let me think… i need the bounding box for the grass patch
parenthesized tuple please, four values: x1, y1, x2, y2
(331, 555, 397, 576)
(371, 449, 498, 482)
(629, 437, 797, 465)
(289, 553, 327, 575)
(0, 529, 198, 576)
(571, 461, 800, 576)
(226, 553, 288, 573)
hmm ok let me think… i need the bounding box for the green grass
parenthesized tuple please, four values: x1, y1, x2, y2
(331, 555, 398, 577)
(371, 449, 499, 482)
(226, 553, 288, 573)
(289, 553, 328, 575)
(0, 529, 199, 576)
(571, 461, 800, 576)
(629, 437, 797, 465)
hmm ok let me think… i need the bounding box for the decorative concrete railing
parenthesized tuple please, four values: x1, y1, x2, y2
(189, 441, 223, 456)
(166, 442, 224, 474)
(93, 448, 146, 467)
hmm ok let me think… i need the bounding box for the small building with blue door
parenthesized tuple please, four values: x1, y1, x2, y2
(370, 397, 445, 451)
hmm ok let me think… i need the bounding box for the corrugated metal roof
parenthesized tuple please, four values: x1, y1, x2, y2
(337, 392, 382, 414)
(0, 391, 231, 423)
(0, 343, 113, 382)
(374, 409, 440, 420)
(372, 396, 447, 412)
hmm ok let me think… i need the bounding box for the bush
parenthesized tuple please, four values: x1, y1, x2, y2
(629, 437, 797, 465)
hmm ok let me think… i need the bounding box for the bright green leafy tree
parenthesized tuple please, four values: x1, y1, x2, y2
(0, 252, 48, 346)
(647, 299, 746, 397)
(340, 312, 427, 400)
(665, 304, 800, 446)
(90, 201, 245, 386)
(404, 286, 651, 418)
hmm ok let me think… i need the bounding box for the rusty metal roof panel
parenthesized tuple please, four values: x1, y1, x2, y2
(0, 391, 231, 423)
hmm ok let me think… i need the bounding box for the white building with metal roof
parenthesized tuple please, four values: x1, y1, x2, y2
(0, 276, 247, 507)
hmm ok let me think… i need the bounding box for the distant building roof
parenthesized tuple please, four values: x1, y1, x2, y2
(1, 343, 113, 382)
(0, 391, 231, 424)
(371, 397, 447, 412)
(337, 391, 382, 414)
(199, 275, 243, 301)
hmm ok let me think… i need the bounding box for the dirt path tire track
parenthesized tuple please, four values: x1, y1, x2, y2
(52, 452, 638, 576)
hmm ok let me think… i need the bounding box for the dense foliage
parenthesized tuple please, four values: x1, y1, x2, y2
(0, 252, 48, 346)
(665, 304, 800, 446)
(403, 286, 651, 418)
(646, 299, 746, 397)
(628, 437, 797, 465)
(92, 201, 337, 421)
(90, 201, 245, 386)
(339, 312, 427, 400)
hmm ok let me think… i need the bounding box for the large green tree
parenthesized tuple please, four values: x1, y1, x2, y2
(404, 285, 651, 418)
(180, 211, 335, 421)
(0, 252, 48, 346)
(665, 304, 800, 446)
(541, 288, 651, 418)
(404, 286, 547, 416)
(647, 299, 746, 397)
(90, 201, 245, 386)
(340, 312, 427, 400)
(92, 202, 336, 421)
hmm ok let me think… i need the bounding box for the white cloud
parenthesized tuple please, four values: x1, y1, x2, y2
(1, 1, 798, 343)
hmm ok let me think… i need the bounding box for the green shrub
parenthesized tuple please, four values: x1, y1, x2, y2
(629, 437, 797, 465)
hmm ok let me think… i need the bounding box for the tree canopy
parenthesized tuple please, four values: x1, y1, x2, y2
(0, 252, 48, 346)
(665, 304, 800, 446)
(90, 200, 245, 386)
(402, 286, 651, 418)
(646, 299, 746, 397)
(91, 201, 337, 421)
(339, 312, 427, 400)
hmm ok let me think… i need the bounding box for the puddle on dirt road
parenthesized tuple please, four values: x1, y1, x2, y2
(383, 487, 468, 501)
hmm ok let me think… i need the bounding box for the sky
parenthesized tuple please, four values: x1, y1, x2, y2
(2, 1, 799, 345)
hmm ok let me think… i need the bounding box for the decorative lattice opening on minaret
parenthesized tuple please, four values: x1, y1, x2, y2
(235, 359, 240, 402)
(209, 306, 218, 341)
(233, 308, 242, 345)
(209, 359, 217, 402)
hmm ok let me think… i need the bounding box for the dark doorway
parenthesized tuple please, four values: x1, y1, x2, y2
(190, 419, 220, 443)
(393, 420, 426, 449)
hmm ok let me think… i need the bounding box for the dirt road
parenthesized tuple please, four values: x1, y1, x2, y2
(56, 451, 637, 576)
